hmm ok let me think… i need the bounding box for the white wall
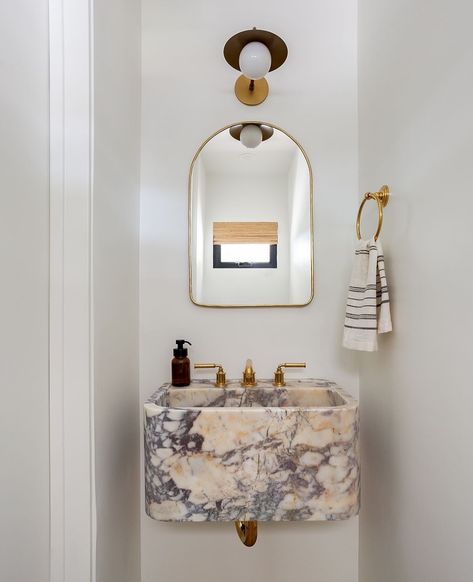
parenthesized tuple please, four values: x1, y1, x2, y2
(358, 1, 473, 580)
(93, 1, 141, 581)
(140, 1, 359, 581)
(0, 2, 50, 581)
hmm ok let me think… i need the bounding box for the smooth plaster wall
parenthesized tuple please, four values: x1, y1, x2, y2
(140, 1, 359, 581)
(93, 0, 141, 581)
(358, 1, 473, 581)
(0, 2, 50, 581)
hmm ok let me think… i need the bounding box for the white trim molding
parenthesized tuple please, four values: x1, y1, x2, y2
(49, 1, 96, 581)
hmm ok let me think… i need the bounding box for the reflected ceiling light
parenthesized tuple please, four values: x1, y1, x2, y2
(224, 27, 288, 106)
(229, 124, 274, 148)
(240, 125, 262, 148)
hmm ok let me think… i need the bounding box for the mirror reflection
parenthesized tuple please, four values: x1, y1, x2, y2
(189, 123, 314, 307)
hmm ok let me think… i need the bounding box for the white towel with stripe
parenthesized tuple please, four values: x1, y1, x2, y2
(343, 237, 392, 351)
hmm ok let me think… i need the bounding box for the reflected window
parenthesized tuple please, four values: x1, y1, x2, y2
(212, 222, 278, 269)
(213, 243, 277, 269)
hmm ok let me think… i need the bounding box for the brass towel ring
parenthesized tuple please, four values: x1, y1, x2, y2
(356, 184, 390, 241)
(235, 520, 257, 547)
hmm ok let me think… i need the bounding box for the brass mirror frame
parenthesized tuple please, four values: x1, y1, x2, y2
(188, 121, 315, 308)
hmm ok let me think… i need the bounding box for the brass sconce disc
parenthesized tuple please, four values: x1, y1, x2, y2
(224, 28, 288, 72)
(234, 75, 269, 106)
(229, 124, 274, 141)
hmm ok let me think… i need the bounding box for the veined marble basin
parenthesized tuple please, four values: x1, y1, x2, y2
(144, 379, 359, 522)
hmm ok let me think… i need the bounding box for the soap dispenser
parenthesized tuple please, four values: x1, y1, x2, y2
(171, 340, 192, 387)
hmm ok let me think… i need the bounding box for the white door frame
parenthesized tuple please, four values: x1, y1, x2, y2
(49, 1, 96, 581)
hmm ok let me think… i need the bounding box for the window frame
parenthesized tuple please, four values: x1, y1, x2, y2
(213, 243, 278, 269)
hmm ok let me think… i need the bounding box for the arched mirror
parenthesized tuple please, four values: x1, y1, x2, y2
(189, 122, 314, 307)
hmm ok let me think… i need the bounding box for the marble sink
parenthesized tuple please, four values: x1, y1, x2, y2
(144, 379, 359, 522)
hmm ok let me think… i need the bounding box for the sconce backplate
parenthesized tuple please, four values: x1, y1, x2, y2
(234, 75, 269, 106)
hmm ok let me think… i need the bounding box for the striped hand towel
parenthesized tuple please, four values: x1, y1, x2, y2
(343, 237, 392, 351)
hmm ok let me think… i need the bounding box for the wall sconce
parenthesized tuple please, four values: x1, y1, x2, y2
(229, 123, 274, 148)
(224, 28, 288, 106)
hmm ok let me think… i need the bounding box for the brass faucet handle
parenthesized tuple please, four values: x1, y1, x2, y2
(194, 363, 227, 388)
(280, 362, 306, 368)
(273, 362, 306, 387)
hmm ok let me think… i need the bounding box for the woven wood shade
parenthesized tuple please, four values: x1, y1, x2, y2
(213, 222, 278, 245)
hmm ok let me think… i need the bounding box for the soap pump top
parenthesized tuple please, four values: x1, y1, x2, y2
(173, 339, 191, 357)
(171, 339, 192, 387)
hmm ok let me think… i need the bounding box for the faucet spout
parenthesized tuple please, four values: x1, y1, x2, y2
(241, 358, 257, 387)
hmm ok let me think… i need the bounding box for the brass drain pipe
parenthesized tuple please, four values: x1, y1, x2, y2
(235, 520, 257, 547)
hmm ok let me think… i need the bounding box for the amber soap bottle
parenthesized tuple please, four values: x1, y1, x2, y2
(171, 340, 192, 387)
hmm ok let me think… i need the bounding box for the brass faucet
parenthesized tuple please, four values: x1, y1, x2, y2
(273, 362, 306, 387)
(194, 363, 227, 387)
(241, 358, 257, 387)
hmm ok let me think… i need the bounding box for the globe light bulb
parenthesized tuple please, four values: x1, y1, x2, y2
(240, 125, 263, 149)
(239, 41, 271, 80)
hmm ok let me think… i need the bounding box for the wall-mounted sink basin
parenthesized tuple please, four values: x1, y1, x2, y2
(144, 379, 359, 522)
